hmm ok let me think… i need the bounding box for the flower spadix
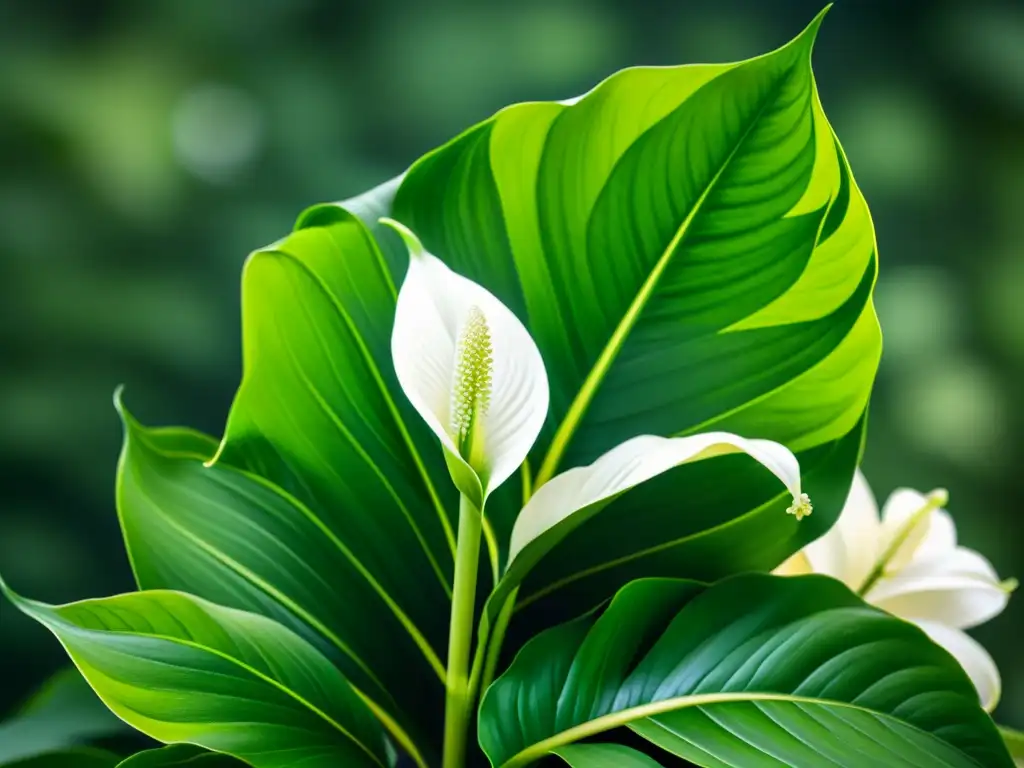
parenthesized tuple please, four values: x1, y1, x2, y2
(776, 469, 1014, 711)
(386, 218, 549, 507)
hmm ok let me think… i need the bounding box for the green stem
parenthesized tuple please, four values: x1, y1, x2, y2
(443, 495, 483, 768)
(480, 588, 517, 695)
(467, 615, 490, 706)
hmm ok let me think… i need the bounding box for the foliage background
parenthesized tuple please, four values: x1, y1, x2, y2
(1, 0, 1021, 732)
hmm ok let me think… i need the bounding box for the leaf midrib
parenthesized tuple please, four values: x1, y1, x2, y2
(499, 691, 984, 768)
(533, 60, 798, 487)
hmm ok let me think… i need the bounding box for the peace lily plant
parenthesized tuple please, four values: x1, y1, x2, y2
(0, 7, 1021, 768)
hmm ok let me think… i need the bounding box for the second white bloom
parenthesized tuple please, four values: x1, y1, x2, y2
(776, 470, 1014, 711)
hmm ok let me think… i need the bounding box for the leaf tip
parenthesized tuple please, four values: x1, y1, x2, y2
(112, 384, 127, 415)
(797, 4, 832, 49)
(0, 569, 22, 610)
(112, 385, 142, 435)
(379, 216, 425, 258)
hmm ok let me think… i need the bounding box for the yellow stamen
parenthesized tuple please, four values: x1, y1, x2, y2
(787, 492, 813, 521)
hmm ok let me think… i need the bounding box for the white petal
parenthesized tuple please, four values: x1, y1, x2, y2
(479, 297, 550, 498)
(913, 508, 957, 560)
(866, 547, 1010, 629)
(387, 219, 549, 502)
(879, 487, 945, 570)
(508, 432, 803, 568)
(913, 619, 1001, 712)
(801, 468, 881, 590)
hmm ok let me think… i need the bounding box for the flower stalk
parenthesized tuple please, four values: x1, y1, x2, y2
(443, 494, 483, 768)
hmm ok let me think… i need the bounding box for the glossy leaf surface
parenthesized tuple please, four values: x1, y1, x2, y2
(479, 575, 1012, 768)
(1, 583, 387, 768)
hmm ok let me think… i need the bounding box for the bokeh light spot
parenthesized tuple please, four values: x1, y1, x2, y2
(172, 83, 265, 183)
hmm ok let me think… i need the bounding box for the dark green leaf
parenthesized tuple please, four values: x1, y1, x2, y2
(479, 574, 1011, 768)
(1, 581, 387, 768)
(0, 668, 129, 764)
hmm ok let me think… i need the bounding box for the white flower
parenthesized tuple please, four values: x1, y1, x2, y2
(387, 218, 549, 507)
(507, 432, 806, 568)
(387, 218, 812, 553)
(776, 469, 1015, 711)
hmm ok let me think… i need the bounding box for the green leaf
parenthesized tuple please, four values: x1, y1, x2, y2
(2, 748, 120, 768)
(999, 727, 1024, 767)
(479, 574, 1012, 768)
(390, 2, 877, 523)
(497, 410, 864, 639)
(114, 393, 442, 763)
(552, 744, 664, 767)
(113, 191, 463, 763)
(116, 745, 245, 767)
(0, 667, 129, 764)
(0, 582, 387, 768)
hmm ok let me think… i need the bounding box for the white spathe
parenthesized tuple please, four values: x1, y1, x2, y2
(508, 432, 807, 566)
(776, 469, 1012, 711)
(387, 218, 549, 505)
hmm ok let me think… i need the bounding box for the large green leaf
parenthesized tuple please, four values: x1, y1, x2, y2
(0, 582, 387, 768)
(305, 7, 878, 630)
(0, 668, 129, 764)
(389, 5, 878, 529)
(479, 575, 1012, 768)
(117, 745, 245, 767)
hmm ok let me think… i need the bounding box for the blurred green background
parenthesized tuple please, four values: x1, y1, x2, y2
(1, 0, 1021, 730)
